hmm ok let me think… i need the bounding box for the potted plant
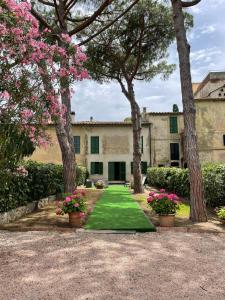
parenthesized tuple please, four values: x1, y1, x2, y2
(215, 207, 225, 224)
(56, 190, 86, 227)
(147, 189, 180, 227)
(95, 179, 105, 189)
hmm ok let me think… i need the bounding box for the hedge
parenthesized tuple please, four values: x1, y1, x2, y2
(0, 161, 88, 213)
(147, 163, 225, 207)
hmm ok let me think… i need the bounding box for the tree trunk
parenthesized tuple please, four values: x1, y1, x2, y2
(128, 83, 143, 194)
(38, 58, 76, 194)
(171, 0, 207, 222)
(58, 55, 76, 193)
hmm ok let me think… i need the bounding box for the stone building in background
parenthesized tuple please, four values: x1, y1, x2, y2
(30, 71, 225, 182)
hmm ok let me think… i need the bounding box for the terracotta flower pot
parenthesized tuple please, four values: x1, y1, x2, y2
(68, 212, 81, 228)
(159, 214, 175, 227)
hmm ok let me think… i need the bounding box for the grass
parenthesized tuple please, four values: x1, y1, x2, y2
(85, 185, 156, 232)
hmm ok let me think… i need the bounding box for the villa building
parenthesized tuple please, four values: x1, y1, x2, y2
(30, 71, 225, 182)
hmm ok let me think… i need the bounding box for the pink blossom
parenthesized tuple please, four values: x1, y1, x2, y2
(65, 196, 71, 202)
(79, 212, 85, 218)
(61, 33, 71, 43)
(160, 189, 165, 193)
(74, 203, 79, 207)
(147, 196, 153, 203)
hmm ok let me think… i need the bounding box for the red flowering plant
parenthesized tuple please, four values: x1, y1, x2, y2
(147, 189, 181, 215)
(56, 190, 86, 218)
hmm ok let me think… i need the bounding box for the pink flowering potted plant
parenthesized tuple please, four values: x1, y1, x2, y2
(147, 189, 180, 227)
(56, 190, 86, 227)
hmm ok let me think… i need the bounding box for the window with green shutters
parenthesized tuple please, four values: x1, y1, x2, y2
(169, 116, 178, 133)
(90, 162, 103, 175)
(170, 143, 180, 160)
(73, 136, 80, 154)
(131, 161, 148, 174)
(91, 136, 99, 154)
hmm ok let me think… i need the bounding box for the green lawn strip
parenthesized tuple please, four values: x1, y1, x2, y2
(85, 185, 156, 232)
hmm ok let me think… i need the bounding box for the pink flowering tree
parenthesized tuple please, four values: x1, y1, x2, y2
(28, 1, 141, 192)
(0, 0, 88, 181)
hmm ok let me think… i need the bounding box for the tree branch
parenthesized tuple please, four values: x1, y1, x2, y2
(31, 8, 54, 31)
(68, 0, 113, 36)
(37, 0, 55, 7)
(79, 0, 140, 46)
(181, 0, 201, 7)
(117, 77, 129, 99)
(130, 15, 145, 81)
(53, 0, 65, 29)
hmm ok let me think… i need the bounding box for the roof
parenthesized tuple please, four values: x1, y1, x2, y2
(146, 112, 183, 116)
(192, 83, 200, 94)
(194, 71, 225, 97)
(71, 121, 151, 126)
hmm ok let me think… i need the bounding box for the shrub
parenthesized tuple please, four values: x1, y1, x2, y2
(147, 163, 225, 207)
(0, 167, 30, 213)
(215, 206, 225, 220)
(0, 161, 87, 213)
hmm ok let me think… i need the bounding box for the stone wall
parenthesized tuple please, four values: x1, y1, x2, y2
(0, 195, 56, 225)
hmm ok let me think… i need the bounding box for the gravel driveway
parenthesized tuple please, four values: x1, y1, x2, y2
(0, 230, 225, 300)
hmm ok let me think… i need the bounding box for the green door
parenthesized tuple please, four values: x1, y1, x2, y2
(108, 162, 115, 181)
(120, 162, 126, 181)
(108, 162, 126, 181)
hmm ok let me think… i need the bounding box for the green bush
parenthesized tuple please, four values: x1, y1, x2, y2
(0, 169, 30, 213)
(147, 164, 225, 207)
(0, 161, 87, 213)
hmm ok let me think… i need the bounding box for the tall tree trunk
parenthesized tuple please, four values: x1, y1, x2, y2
(58, 54, 76, 193)
(39, 57, 76, 193)
(55, 4, 76, 193)
(171, 0, 207, 222)
(128, 83, 143, 194)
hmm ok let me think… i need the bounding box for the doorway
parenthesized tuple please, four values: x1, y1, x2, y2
(108, 162, 126, 181)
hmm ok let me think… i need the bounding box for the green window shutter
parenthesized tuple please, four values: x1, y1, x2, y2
(91, 136, 99, 154)
(141, 161, 148, 174)
(141, 136, 143, 153)
(170, 116, 178, 133)
(131, 162, 133, 174)
(90, 162, 103, 174)
(99, 162, 103, 175)
(73, 136, 80, 154)
(108, 162, 114, 181)
(90, 162, 95, 175)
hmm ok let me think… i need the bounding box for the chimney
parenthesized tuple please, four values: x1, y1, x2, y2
(142, 107, 147, 122)
(90, 116, 93, 122)
(71, 111, 75, 123)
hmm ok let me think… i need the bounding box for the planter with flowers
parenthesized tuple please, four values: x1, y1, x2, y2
(95, 179, 105, 189)
(215, 207, 225, 225)
(147, 189, 180, 227)
(56, 190, 86, 227)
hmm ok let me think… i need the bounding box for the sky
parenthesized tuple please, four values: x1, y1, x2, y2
(72, 0, 225, 121)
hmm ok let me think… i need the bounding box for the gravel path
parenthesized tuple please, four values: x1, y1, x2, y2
(0, 230, 225, 300)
